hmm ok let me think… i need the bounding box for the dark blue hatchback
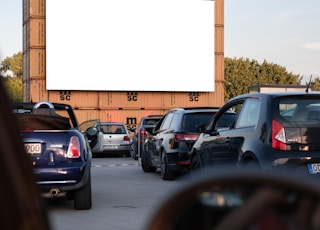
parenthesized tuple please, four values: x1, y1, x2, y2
(190, 92, 320, 176)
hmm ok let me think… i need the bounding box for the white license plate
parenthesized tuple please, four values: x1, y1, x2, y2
(24, 143, 42, 154)
(307, 163, 320, 174)
(105, 145, 118, 149)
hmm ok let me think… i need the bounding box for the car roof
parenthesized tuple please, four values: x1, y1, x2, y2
(141, 115, 163, 119)
(230, 92, 320, 101)
(100, 122, 126, 125)
(169, 107, 220, 113)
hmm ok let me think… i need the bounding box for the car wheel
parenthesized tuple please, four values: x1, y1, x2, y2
(190, 154, 203, 176)
(141, 149, 157, 172)
(74, 174, 92, 210)
(130, 143, 138, 160)
(160, 153, 176, 180)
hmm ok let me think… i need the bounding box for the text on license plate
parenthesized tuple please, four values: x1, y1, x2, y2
(24, 143, 42, 154)
(307, 163, 320, 174)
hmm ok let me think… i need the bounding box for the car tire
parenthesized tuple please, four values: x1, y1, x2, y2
(190, 154, 203, 177)
(74, 174, 92, 210)
(160, 153, 176, 180)
(130, 143, 138, 160)
(141, 149, 157, 172)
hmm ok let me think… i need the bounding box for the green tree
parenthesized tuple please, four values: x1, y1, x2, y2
(224, 57, 302, 101)
(2, 76, 23, 102)
(311, 77, 320, 91)
(0, 52, 23, 102)
(0, 51, 23, 78)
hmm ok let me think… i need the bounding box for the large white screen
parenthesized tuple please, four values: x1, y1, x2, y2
(46, 0, 214, 92)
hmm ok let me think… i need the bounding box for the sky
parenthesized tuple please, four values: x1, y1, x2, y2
(1, 0, 320, 82)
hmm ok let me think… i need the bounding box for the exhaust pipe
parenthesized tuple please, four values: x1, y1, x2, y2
(49, 188, 60, 197)
(41, 188, 66, 198)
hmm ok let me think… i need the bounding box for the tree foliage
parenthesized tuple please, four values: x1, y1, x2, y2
(310, 77, 320, 91)
(0, 52, 23, 102)
(0, 51, 23, 78)
(224, 57, 303, 101)
(1, 76, 23, 102)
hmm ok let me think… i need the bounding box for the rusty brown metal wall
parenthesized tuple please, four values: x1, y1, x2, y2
(23, 0, 225, 126)
(46, 90, 218, 124)
(215, 0, 225, 104)
(23, 0, 46, 102)
(75, 109, 167, 131)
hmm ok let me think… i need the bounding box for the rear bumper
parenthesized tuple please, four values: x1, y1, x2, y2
(33, 161, 91, 192)
(166, 151, 191, 172)
(97, 144, 131, 154)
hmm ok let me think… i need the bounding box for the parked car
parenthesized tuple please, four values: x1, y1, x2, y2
(130, 115, 163, 160)
(87, 121, 132, 157)
(141, 107, 219, 180)
(12, 101, 93, 210)
(189, 92, 320, 174)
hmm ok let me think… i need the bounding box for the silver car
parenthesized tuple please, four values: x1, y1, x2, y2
(88, 121, 132, 157)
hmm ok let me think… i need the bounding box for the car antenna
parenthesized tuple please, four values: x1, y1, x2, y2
(305, 75, 312, 93)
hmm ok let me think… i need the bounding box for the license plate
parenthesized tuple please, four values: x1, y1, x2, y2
(105, 145, 118, 149)
(24, 143, 42, 154)
(307, 163, 320, 174)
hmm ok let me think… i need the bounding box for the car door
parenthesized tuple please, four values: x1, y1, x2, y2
(79, 119, 103, 152)
(149, 112, 175, 167)
(198, 100, 244, 166)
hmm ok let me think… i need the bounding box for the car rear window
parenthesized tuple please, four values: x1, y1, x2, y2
(142, 118, 160, 126)
(101, 124, 126, 134)
(279, 99, 320, 125)
(181, 113, 215, 133)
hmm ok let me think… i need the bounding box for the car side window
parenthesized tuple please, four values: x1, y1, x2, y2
(236, 98, 261, 128)
(160, 112, 175, 130)
(212, 103, 242, 131)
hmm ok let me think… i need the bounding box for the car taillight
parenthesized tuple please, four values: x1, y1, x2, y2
(123, 136, 130, 142)
(272, 119, 287, 150)
(67, 136, 81, 158)
(139, 130, 147, 142)
(170, 133, 200, 149)
(174, 133, 199, 141)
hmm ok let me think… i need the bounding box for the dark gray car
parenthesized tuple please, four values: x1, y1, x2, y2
(141, 107, 219, 180)
(190, 92, 320, 176)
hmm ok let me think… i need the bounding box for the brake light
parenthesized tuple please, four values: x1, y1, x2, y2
(272, 119, 286, 150)
(139, 130, 147, 135)
(174, 133, 199, 141)
(139, 130, 147, 142)
(67, 136, 81, 158)
(123, 136, 130, 142)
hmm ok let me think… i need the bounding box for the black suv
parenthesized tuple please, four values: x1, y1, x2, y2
(190, 92, 320, 175)
(141, 107, 219, 180)
(130, 115, 163, 160)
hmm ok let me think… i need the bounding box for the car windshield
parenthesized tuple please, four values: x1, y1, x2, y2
(181, 113, 215, 133)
